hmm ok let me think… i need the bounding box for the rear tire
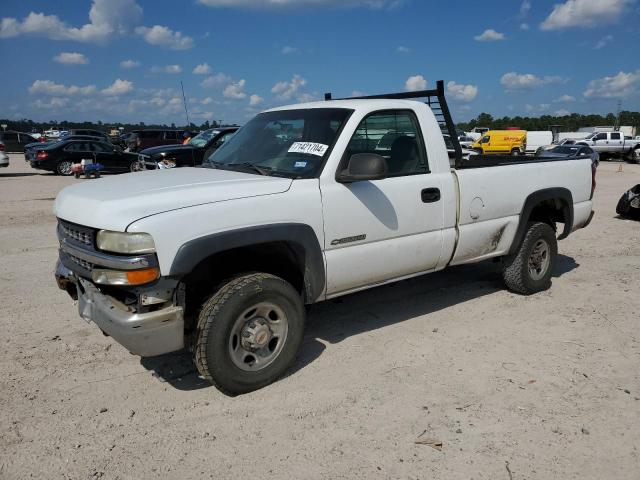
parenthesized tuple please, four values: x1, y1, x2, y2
(194, 273, 305, 396)
(627, 148, 640, 164)
(502, 222, 557, 295)
(129, 160, 142, 172)
(56, 160, 73, 176)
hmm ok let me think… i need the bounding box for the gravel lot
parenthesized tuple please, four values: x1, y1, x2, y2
(1, 153, 639, 480)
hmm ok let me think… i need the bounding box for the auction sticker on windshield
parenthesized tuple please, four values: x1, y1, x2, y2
(288, 142, 328, 157)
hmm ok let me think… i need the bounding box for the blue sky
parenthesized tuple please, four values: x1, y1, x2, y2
(1, 0, 639, 125)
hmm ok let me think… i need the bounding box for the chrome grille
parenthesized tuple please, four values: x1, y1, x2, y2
(68, 253, 94, 271)
(59, 220, 94, 247)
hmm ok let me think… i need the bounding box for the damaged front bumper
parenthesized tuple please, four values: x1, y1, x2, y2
(55, 261, 184, 357)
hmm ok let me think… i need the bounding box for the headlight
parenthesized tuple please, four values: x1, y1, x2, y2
(96, 230, 156, 254)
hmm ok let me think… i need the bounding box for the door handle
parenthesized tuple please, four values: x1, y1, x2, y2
(421, 188, 440, 203)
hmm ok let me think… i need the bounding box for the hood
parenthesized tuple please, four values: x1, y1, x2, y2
(140, 144, 196, 157)
(54, 167, 292, 231)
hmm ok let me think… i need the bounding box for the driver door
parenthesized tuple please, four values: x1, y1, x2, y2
(320, 110, 445, 296)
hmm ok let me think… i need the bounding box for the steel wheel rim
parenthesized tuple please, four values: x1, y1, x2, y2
(59, 161, 72, 175)
(130, 161, 142, 172)
(528, 239, 550, 281)
(228, 302, 289, 372)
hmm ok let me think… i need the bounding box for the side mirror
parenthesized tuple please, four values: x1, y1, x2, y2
(336, 153, 388, 183)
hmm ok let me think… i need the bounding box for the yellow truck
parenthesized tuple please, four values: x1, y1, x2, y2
(472, 130, 527, 155)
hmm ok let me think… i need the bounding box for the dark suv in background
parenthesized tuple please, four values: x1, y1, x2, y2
(61, 129, 110, 142)
(126, 130, 184, 152)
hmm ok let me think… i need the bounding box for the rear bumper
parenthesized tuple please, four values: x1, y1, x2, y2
(56, 261, 184, 357)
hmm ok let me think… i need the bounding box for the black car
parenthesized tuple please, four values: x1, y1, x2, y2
(28, 139, 141, 175)
(24, 134, 112, 154)
(0, 131, 38, 152)
(140, 127, 238, 169)
(127, 129, 186, 153)
(536, 144, 599, 166)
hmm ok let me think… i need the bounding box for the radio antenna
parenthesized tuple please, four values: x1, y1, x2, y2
(180, 81, 191, 127)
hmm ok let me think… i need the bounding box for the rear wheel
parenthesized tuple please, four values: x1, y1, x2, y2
(627, 147, 640, 164)
(194, 273, 305, 396)
(56, 160, 73, 176)
(129, 160, 143, 172)
(502, 222, 557, 295)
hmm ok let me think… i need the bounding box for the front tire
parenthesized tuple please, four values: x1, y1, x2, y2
(194, 273, 305, 395)
(502, 222, 557, 295)
(129, 160, 143, 172)
(56, 160, 73, 176)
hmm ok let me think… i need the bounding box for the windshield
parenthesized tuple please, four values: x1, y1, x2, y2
(204, 108, 353, 178)
(189, 129, 220, 147)
(551, 146, 580, 155)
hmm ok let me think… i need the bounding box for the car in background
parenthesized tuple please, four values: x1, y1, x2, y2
(0, 131, 38, 152)
(24, 135, 112, 156)
(140, 127, 238, 170)
(28, 139, 140, 175)
(126, 129, 184, 153)
(0, 141, 9, 168)
(535, 144, 599, 166)
(458, 134, 475, 148)
(61, 129, 110, 142)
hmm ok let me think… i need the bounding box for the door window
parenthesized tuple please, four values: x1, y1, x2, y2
(345, 110, 429, 176)
(64, 142, 91, 152)
(164, 131, 178, 140)
(594, 133, 607, 141)
(3, 133, 18, 142)
(481, 135, 490, 143)
(90, 142, 111, 153)
(610, 132, 621, 140)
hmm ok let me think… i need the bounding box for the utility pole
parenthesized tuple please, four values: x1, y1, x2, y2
(180, 81, 190, 128)
(615, 99, 622, 131)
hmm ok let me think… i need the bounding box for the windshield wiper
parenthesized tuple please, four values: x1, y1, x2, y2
(231, 162, 272, 176)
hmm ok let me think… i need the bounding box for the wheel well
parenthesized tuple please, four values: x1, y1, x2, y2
(181, 242, 306, 331)
(528, 198, 568, 230)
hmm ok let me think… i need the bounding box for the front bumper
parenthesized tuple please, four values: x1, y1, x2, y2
(56, 261, 184, 357)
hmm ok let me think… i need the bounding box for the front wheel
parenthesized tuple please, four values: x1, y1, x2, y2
(56, 160, 73, 176)
(194, 273, 305, 396)
(627, 148, 640, 164)
(502, 222, 557, 295)
(511, 148, 521, 156)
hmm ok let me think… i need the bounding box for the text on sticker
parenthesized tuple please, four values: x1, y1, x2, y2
(288, 142, 329, 157)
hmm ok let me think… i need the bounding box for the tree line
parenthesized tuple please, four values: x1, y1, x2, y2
(0, 118, 236, 134)
(456, 111, 640, 133)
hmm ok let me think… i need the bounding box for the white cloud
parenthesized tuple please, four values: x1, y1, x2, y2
(150, 97, 166, 107)
(404, 75, 427, 91)
(28, 80, 96, 96)
(281, 46, 298, 54)
(53, 52, 88, 65)
(396, 45, 410, 53)
(224, 79, 247, 99)
(540, 0, 633, 30)
(446, 81, 478, 101)
(151, 64, 183, 74)
(31, 97, 70, 109)
(135, 25, 194, 50)
(249, 94, 264, 106)
(595, 35, 613, 49)
(583, 70, 640, 98)
(0, 0, 142, 43)
(193, 63, 211, 74)
(554, 94, 576, 103)
(201, 73, 232, 88)
(120, 59, 139, 69)
(519, 0, 531, 18)
(272, 74, 307, 99)
(297, 93, 317, 103)
(520, 23, 530, 30)
(500, 72, 566, 91)
(197, 0, 405, 8)
(102, 79, 134, 95)
(201, 97, 214, 105)
(554, 109, 571, 116)
(474, 29, 505, 41)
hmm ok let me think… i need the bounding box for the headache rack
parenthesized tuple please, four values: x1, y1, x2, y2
(324, 79, 463, 165)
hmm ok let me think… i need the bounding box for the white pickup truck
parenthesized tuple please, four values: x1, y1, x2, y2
(54, 81, 595, 395)
(576, 131, 640, 163)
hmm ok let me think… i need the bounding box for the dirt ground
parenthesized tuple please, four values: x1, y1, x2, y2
(1, 153, 639, 480)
